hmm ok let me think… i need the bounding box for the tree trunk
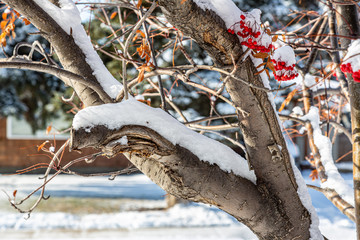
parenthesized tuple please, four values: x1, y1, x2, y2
(157, 1, 313, 239)
(7, 0, 318, 239)
(335, 2, 360, 239)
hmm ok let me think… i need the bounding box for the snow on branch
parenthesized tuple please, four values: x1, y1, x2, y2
(72, 99, 256, 183)
(301, 106, 354, 205)
(290, 156, 322, 240)
(33, 0, 122, 99)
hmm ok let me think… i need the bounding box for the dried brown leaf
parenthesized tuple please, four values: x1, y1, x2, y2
(279, 89, 297, 112)
(253, 52, 269, 59)
(136, 0, 143, 9)
(137, 68, 145, 83)
(110, 12, 117, 20)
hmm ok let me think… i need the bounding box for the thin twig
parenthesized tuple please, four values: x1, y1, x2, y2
(122, 1, 157, 100)
(5, 152, 103, 215)
(140, 3, 167, 111)
(320, 121, 352, 142)
(187, 123, 239, 131)
(0, 58, 113, 103)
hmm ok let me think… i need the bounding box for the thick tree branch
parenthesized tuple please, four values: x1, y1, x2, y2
(157, 0, 313, 239)
(327, 1, 350, 102)
(71, 123, 303, 239)
(3, 0, 112, 106)
(308, 184, 355, 222)
(335, 2, 360, 238)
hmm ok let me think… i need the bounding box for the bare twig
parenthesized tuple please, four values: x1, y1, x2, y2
(187, 123, 239, 131)
(320, 121, 352, 142)
(140, 3, 167, 111)
(5, 152, 103, 215)
(122, 1, 157, 100)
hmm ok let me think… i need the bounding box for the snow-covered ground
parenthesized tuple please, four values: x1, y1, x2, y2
(0, 171, 355, 240)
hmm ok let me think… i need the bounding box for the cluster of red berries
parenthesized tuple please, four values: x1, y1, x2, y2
(272, 59, 298, 81)
(236, 15, 260, 38)
(228, 14, 272, 53)
(340, 62, 360, 82)
(241, 40, 272, 53)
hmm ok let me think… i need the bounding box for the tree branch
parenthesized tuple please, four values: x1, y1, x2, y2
(157, 0, 313, 238)
(70, 123, 301, 238)
(308, 184, 355, 221)
(3, 0, 114, 106)
(0, 58, 113, 103)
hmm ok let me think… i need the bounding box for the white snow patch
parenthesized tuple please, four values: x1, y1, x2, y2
(72, 99, 256, 183)
(315, 79, 340, 91)
(292, 106, 303, 116)
(135, 95, 145, 101)
(303, 74, 317, 87)
(273, 45, 296, 66)
(120, 136, 128, 145)
(0, 204, 239, 231)
(193, 0, 242, 27)
(299, 126, 306, 135)
(49, 146, 55, 153)
(0, 172, 355, 239)
(33, 0, 123, 99)
(112, 135, 128, 146)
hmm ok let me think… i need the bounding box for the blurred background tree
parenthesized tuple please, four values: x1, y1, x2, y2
(0, 12, 68, 133)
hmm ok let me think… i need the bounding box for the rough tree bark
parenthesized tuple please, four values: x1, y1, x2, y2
(334, 1, 360, 239)
(5, 0, 317, 239)
(157, 1, 312, 238)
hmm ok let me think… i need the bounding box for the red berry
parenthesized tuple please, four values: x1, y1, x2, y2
(241, 15, 245, 20)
